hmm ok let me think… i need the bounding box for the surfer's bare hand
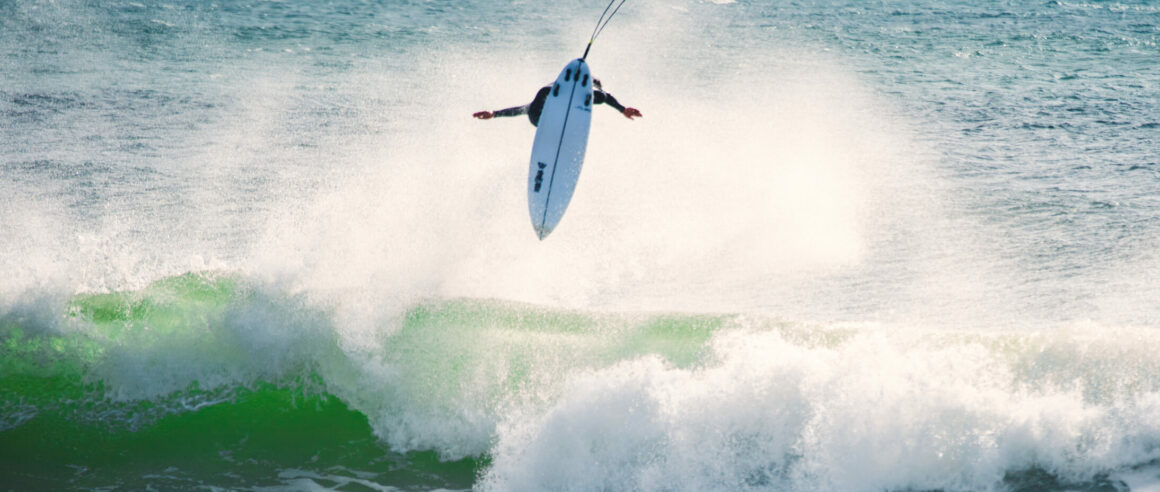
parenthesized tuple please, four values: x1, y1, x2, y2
(623, 107, 642, 120)
(473, 111, 494, 120)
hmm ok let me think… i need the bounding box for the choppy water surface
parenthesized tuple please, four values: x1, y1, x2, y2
(2, 0, 1159, 490)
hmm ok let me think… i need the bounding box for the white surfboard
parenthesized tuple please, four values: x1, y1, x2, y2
(527, 58, 594, 240)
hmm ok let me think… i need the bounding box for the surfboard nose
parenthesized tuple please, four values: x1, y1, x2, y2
(535, 226, 553, 240)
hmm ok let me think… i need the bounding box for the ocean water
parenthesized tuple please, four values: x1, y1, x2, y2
(2, 0, 1159, 490)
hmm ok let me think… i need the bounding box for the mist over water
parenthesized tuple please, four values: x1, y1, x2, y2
(3, 0, 1160, 490)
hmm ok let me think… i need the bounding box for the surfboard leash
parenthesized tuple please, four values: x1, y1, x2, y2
(583, 0, 628, 60)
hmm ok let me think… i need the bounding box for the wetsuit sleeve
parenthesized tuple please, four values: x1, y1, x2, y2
(492, 104, 530, 118)
(493, 87, 553, 120)
(593, 90, 627, 113)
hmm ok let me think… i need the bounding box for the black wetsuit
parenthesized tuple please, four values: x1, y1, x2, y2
(492, 86, 628, 127)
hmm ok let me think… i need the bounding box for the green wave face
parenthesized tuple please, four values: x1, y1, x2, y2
(0, 384, 484, 491)
(0, 274, 475, 489)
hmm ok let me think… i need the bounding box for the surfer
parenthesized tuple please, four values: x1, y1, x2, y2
(473, 78, 642, 126)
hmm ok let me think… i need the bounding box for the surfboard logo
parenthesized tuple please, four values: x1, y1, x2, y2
(534, 162, 547, 192)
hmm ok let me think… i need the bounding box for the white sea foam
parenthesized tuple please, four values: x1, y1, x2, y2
(481, 322, 1160, 491)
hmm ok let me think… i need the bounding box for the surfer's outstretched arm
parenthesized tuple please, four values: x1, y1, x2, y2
(473, 104, 529, 120)
(594, 90, 642, 120)
(475, 87, 551, 126)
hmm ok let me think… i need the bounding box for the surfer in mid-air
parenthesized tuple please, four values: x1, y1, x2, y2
(472, 78, 642, 126)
